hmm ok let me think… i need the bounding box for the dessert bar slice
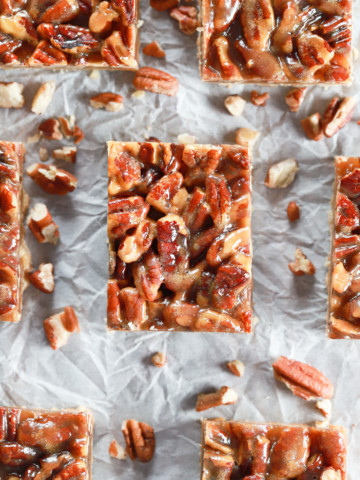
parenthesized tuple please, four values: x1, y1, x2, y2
(0, 142, 30, 322)
(328, 156, 360, 338)
(0, 0, 139, 69)
(199, 0, 352, 84)
(107, 141, 252, 332)
(0, 406, 93, 479)
(201, 419, 347, 479)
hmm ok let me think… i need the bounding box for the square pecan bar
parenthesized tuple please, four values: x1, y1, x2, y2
(107, 141, 252, 332)
(199, 0, 352, 84)
(0, 142, 30, 323)
(201, 419, 347, 479)
(328, 156, 360, 339)
(0, 0, 139, 69)
(0, 406, 93, 479)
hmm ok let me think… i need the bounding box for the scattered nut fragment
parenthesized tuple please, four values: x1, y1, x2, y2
(132, 90, 145, 99)
(320, 467, 341, 480)
(227, 360, 245, 377)
(109, 439, 126, 460)
(27, 163, 77, 195)
(38, 118, 63, 140)
(285, 87, 307, 112)
(53, 146, 77, 163)
(301, 112, 324, 141)
(58, 116, 84, 144)
(315, 419, 330, 429)
(224, 95, 246, 116)
(27, 203, 59, 244)
(316, 399, 332, 418)
(133, 67, 179, 96)
(196, 386, 238, 412)
(29, 263, 55, 293)
(169, 6, 199, 35)
(39, 147, 49, 162)
(43, 306, 80, 350)
(331, 262, 350, 294)
(0, 82, 24, 109)
(177, 133, 197, 144)
(28, 133, 40, 144)
(143, 41, 165, 58)
(90, 92, 124, 112)
(272, 356, 334, 401)
(235, 128, 260, 147)
(288, 248, 316, 276)
(150, 0, 178, 11)
(323, 96, 357, 138)
(264, 158, 299, 189)
(287, 201, 300, 222)
(250, 90, 269, 107)
(152, 352, 167, 368)
(31, 81, 56, 115)
(122, 420, 155, 463)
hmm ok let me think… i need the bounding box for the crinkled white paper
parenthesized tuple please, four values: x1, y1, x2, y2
(0, 1, 359, 478)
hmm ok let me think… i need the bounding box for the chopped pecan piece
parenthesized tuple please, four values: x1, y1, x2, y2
(26, 164, 77, 195)
(150, 0, 178, 11)
(323, 97, 356, 138)
(0, 82, 24, 109)
(224, 95, 246, 116)
(117, 219, 156, 263)
(331, 262, 350, 294)
(240, 0, 275, 51)
(133, 249, 163, 301)
(0, 11, 37, 45)
(227, 359, 245, 377)
(89, 1, 118, 34)
(109, 439, 126, 459)
(108, 151, 141, 195)
(31, 81, 56, 115)
(133, 67, 179, 96)
(28, 40, 68, 66)
(196, 386, 238, 412)
(162, 301, 199, 328)
(205, 174, 231, 229)
(152, 351, 167, 367)
(146, 172, 187, 214)
(212, 263, 250, 310)
(285, 87, 307, 112)
(169, 5, 198, 34)
(29, 263, 55, 293)
(264, 158, 299, 188)
(90, 92, 124, 112)
(119, 287, 147, 328)
(194, 309, 243, 332)
(273, 356, 334, 400)
(288, 247, 316, 276)
(316, 399, 332, 418)
(235, 128, 260, 147)
(301, 112, 324, 141)
(37, 23, 100, 54)
(43, 306, 80, 350)
(122, 420, 155, 462)
(38, 118, 63, 140)
(250, 90, 269, 107)
(52, 146, 77, 163)
(26, 203, 59, 244)
(101, 30, 138, 69)
(142, 41, 165, 58)
(287, 201, 300, 221)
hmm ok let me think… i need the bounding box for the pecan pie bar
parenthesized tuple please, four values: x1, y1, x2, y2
(0, 0, 139, 69)
(107, 141, 252, 332)
(328, 156, 360, 339)
(0, 406, 93, 479)
(199, 0, 352, 84)
(201, 419, 347, 479)
(0, 142, 30, 323)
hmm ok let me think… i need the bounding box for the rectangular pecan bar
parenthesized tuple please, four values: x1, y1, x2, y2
(201, 419, 347, 479)
(0, 406, 93, 479)
(0, 142, 30, 322)
(199, 0, 352, 84)
(328, 156, 360, 339)
(0, 0, 139, 69)
(107, 141, 252, 332)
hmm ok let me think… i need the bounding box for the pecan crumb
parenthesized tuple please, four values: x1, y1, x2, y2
(133, 67, 179, 96)
(227, 360, 245, 377)
(0, 82, 24, 109)
(31, 81, 56, 115)
(224, 95, 246, 116)
(316, 399, 332, 418)
(196, 386, 238, 412)
(287, 201, 300, 222)
(109, 439, 126, 460)
(264, 158, 299, 189)
(235, 128, 260, 147)
(251, 90, 269, 107)
(122, 420, 155, 463)
(169, 6, 199, 35)
(143, 41, 165, 58)
(288, 248, 316, 276)
(152, 352, 167, 368)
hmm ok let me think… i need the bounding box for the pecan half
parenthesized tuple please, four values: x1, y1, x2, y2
(26, 203, 59, 244)
(38, 118, 63, 140)
(119, 287, 147, 328)
(182, 187, 210, 233)
(122, 420, 155, 463)
(287, 201, 300, 221)
(108, 196, 149, 238)
(288, 247, 315, 276)
(240, 0, 275, 51)
(90, 92, 124, 112)
(143, 41, 165, 58)
(196, 386, 238, 411)
(285, 87, 307, 112)
(108, 151, 141, 195)
(89, 1, 118, 34)
(152, 352, 167, 367)
(331, 262, 350, 294)
(296, 33, 334, 73)
(37, 23, 100, 54)
(43, 306, 80, 350)
(250, 90, 269, 107)
(301, 113, 324, 141)
(133, 67, 179, 96)
(132, 249, 163, 301)
(31, 81, 56, 115)
(273, 356, 334, 400)
(205, 174, 232, 229)
(28, 40, 68, 66)
(323, 97, 356, 138)
(264, 158, 299, 188)
(26, 164, 77, 195)
(52, 146, 77, 163)
(29, 263, 55, 294)
(316, 399, 332, 418)
(0, 82, 24, 109)
(169, 6, 198, 35)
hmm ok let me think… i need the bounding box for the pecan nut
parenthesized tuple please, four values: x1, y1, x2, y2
(38, 118, 63, 140)
(43, 306, 80, 350)
(142, 41, 165, 58)
(273, 356, 334, 400)
(205, 174, 232, 229)
(101, 29, 138, 69)
(0, 82, 24, 109)
(224, 95, 246, 116)
(37, 23, 100, 54)
(288, 247, 316, 276)
(240, 0, 275, 51)
(52, 146, 77, 163)
(132, 249, 163, 302)
(31, 81, 56, 115)
(264, 158, 298, 188)
(250, 90, 269, 106)
(109, 439, 126, 459)
(270, 427, 310, 477)
(196, 386, 238, 411)
(29, 263, 55, 293)
(121, 420, 155, 463)
(227, 360, 245, 377)
(287, 201, 300, 221)
(169, 6, 199, 35)
(90, 92, 124, 112)
(28, 40, 68, 66)
(133, 67, 179, 96)
(152, 351, 167, 367)
(89, 1, 118, 34)
(301, 112, 324, 141)
(26, 164, 77, 195)
(117, 219, 156, 263)
(108, 196, 149, 238)
(150, 0, 178, 11)
(285, 87, 307, 112)
(26, 203, 60, 244)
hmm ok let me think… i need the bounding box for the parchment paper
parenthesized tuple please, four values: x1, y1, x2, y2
(0, 1, 359, 478)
